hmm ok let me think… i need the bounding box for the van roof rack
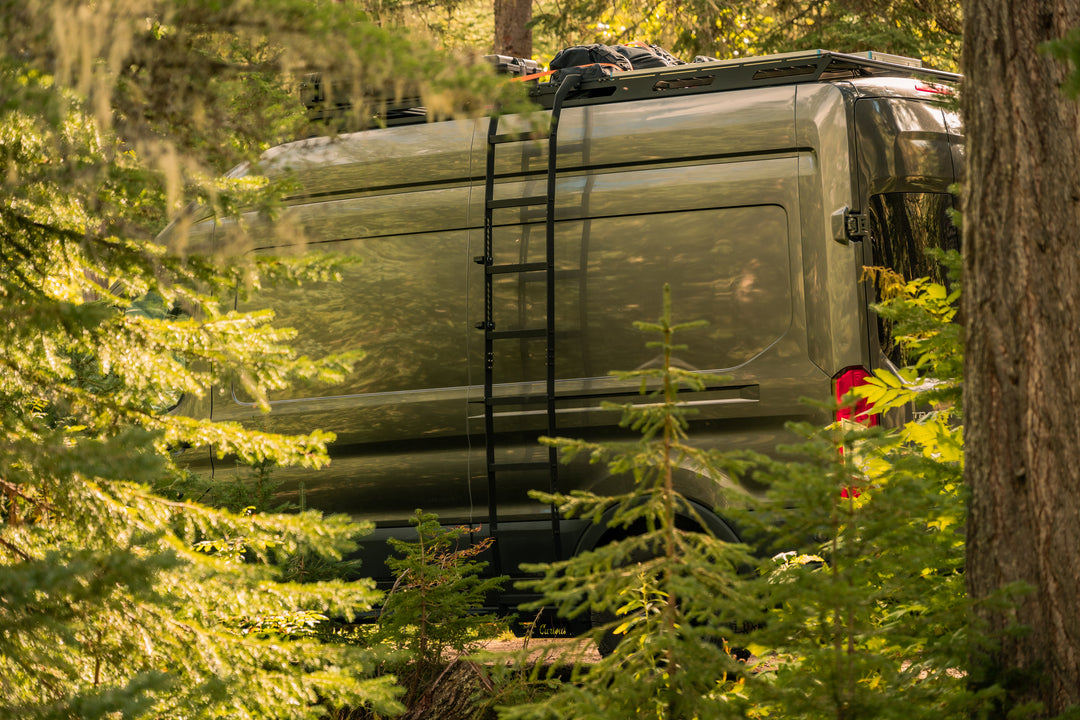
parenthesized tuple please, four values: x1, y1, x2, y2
(302, 49, 960, 127)
(527, 49, 959, 110)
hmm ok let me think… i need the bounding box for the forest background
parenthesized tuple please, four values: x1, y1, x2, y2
(387, 0, 960, 72)
(3, 0, 1078, 719)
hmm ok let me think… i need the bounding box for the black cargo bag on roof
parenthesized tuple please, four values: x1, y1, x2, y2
(549, 44, 633, 73)
(615, 43, 686, 69)
(549, 43, 684, 82)
(550, 43, 684, 71)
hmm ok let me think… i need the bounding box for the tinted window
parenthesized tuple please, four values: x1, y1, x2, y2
(868, 192, 959, 366)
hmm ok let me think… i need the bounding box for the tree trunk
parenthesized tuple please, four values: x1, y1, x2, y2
(963, 0, 1080, 716)
(494, 0, 532, 58)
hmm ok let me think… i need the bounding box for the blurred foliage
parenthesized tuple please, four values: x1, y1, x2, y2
(0, 1, 522, 718)
(320, 0, 962, 70)
(527, 0, 960, 69)
(1044, 27, 1080, 98)
(757, 0, 961, 70)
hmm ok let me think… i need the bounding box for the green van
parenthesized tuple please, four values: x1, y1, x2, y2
(168, 50, 962, 606)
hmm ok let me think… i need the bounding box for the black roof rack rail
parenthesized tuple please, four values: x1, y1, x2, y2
(302, 50, 960, 127)
(526, 50, 959, 110)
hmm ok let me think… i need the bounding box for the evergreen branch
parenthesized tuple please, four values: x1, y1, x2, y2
(0, 205, 86, 246)
(0, 535, 31, 561)
(0, 477, 39, 505)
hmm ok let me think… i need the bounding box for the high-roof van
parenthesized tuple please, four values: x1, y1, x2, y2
(170, 50, 962, 606)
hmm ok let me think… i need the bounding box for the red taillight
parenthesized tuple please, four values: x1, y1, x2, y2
(834, 366, 879, 426)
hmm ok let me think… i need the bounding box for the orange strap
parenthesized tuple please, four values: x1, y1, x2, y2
(513, 68, 558, 82)
(511, 62, 626, 82)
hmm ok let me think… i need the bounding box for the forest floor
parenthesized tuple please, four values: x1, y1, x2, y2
(374, 636, 600, 720)
(475, 635, 601, 663)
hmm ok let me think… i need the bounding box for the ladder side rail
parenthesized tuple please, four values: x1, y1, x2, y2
(482, 114, 501, 575)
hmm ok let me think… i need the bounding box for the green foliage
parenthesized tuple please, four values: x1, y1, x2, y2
(497, 265, 981, 719)
(527, 0, 960, 69)
(758, 0, 961, 70)
(502, 285, 754, 720)
(360, 0, 495, 51)
(735, 422, 971, 719)
(0, 1, 524, 718)
(1043, 28, 1080, 98)
(373, 510, 504, 705)
(732, 249, 982, 719)
(861, 249, 963, 410)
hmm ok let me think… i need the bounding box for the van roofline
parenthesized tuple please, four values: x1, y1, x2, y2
(303, 49, 961, 127)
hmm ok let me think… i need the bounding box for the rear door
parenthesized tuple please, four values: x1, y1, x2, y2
(854, 93, 961, 368)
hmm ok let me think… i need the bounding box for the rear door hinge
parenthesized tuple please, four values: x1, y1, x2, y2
(832, 206, 869, 243)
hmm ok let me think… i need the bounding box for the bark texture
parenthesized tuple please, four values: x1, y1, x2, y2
(963, 0, 1080, 715)
(494, 0, 532, 57)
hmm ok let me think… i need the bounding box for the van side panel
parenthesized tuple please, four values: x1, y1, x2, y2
(207, 83, 908, 576)
(212, 188, 477, 534)
(485, 86, 799, 176)
(463, 92, 831, 538)
(473, 161, 799, 382)
(259, 120, 475, 197)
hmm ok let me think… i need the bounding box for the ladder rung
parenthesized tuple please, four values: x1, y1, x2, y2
(488, 195, 547, 209)
(490, 461, 551, 472)
(518, 207, 586, 222)
(516, 268, 579, 281)
(490, 131, 550, 144)
(488, 262, 546, 275)
(487, 394, 551, 406)
(491, 328, 547, 340)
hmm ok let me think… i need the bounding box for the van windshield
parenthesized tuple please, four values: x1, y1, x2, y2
(867, 192, 960, 367)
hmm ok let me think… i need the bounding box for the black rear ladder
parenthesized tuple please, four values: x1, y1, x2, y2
(476, 75, 582, 574)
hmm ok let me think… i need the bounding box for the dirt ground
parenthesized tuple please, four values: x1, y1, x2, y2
(473, 635, 601, 664)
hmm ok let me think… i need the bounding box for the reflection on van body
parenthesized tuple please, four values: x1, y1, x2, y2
(170, 52, 963, 592)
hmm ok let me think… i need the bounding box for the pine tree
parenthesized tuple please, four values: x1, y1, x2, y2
(373, 510, 504, 708)
(502, 285, 753, 720)
(0, 2, 520, 717)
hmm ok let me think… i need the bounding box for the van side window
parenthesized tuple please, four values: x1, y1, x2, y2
(867, 192, 959, 367)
